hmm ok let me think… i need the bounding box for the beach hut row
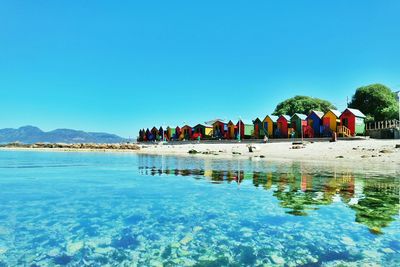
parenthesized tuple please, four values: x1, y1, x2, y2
(137, 108, 366, 141)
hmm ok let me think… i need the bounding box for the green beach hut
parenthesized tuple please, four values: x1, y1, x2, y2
(290, 113, 307, 138)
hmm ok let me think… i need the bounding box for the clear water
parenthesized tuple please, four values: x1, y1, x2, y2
(0, 151, 399, 266)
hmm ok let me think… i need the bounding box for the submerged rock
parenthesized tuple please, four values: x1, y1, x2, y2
(0, 247, 7, 254)
(47, 248, 60, 257)
(53, 254, 72, 265)
(270, 254, 285, 265)
(180, 234, 193, 245)
(66, 241, 84, 254)
(112, 234, 139, 249)
(341, 237, 356, 246)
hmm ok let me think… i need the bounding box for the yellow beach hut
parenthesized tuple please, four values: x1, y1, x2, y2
(322, 109, 341, 136)
(263, 115, 279, 138)
(227, 120, 236, 139)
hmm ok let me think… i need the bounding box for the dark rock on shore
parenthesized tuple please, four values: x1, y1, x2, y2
(1, 142, 140, 151)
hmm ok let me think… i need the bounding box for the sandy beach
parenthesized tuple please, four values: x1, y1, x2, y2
(136, 139, 400, 166)
(1, 139, 399, 168)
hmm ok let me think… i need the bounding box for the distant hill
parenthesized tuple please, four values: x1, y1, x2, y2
(0, 126, 128, 144)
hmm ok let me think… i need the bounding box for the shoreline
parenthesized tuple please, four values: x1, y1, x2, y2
(1, 139, 399, 171)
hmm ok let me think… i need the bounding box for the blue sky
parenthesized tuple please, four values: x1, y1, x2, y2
(1, 1, 399, 137)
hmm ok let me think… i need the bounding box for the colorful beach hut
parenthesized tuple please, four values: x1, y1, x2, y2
(180, 125, 193, 140)
(193, 124, 213, 139)
(237, 120, 254, 139)
(306, 111, 324, 138)
(227, 120, 237, 139)
(339, 108, 366, 136)
(253, 118, 265, 139)
(150, 127, 159, 141)
(276, 115, 291, 138)
(322, 109, 341, 136)
(145, 128, 152, 141)
(263, 115, 278, 138)
(290, 114, 307, 138)
(167, 127, 176, 141)
(209, 119, 228, 139)
(159, 127, 167, 141)
(175, 126, 181, 140)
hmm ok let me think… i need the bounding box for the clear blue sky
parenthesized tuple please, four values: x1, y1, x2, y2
(1, 1, 399, 137)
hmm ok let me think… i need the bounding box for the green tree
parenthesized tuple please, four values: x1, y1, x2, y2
(349, 84, 398, 121)
(272, 95, 336, 116)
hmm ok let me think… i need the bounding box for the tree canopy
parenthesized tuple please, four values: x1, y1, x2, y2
(349, 84, 398, 122)
(272, 96, 336, 116)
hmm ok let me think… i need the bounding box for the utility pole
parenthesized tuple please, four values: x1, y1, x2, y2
(238, 116, 241, 142)
(396, 91, 400, 127)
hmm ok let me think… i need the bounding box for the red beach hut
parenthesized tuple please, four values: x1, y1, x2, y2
(339, 108, 366, 136)
(175, 126, 181, 140)
(276, 115, 291, 138)
(181, 125, 193, 140)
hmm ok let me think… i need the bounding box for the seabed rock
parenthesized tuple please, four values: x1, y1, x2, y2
(341, 236, 356, 246)
(66, 241, 84, 255)
(270, 254, 285, 265)
(0, 247, 7, 255)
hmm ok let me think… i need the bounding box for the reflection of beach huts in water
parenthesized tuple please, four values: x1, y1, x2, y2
(253, 118, 265, 139)
(180, 125, 193, 140)
(339, 108, 366, 136)
(237, 120, 254, 139)
(306, 111, 324, 138)
(227, 120, 237, 139)
(322, 109, 341, 137)
(290, 113, 307, 138)
(193, 124, 213, 139)
(276, 115, 291, 138)
(209, 119, 228, 139)
(263, 115, 278, 138)
(166, 127, 176, 141)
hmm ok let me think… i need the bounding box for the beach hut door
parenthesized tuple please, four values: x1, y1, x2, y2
(343, 118, 349, 128)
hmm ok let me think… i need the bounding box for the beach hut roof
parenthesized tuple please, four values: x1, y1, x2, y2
(194, 123, 212, 128)
(310, 110, 324, 119)
(253, 118, 262, 123)
(206, 119, 227, 125)
(238, 119, 253, 125)
(279, 115, 291, 121)
(326, 109, 341, 118)
(342, 108, 366, 118)
(265, 115, 279, 122)
(291, 113, 307, 120)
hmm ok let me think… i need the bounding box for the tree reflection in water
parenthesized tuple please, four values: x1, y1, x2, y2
(137, 155, 399, 235)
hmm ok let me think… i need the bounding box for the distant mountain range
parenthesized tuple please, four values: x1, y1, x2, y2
(0, 126, 128, 144)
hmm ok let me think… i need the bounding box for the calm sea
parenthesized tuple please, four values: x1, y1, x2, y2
(0, 151, 399, 266)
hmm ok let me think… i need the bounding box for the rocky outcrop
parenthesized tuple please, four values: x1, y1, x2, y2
(1, 142, 140, 151)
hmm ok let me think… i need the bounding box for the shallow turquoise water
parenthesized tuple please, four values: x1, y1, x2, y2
(0, 151, 399, 266)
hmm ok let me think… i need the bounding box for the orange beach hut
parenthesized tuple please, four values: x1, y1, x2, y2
(322, 109, 341, 137)
(263, 115, 278, 138)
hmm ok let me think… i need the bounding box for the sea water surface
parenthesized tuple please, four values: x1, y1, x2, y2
(0, 151, 399, 266)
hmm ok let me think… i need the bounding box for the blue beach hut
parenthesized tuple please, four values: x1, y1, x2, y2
(306, 111, 324, 137)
